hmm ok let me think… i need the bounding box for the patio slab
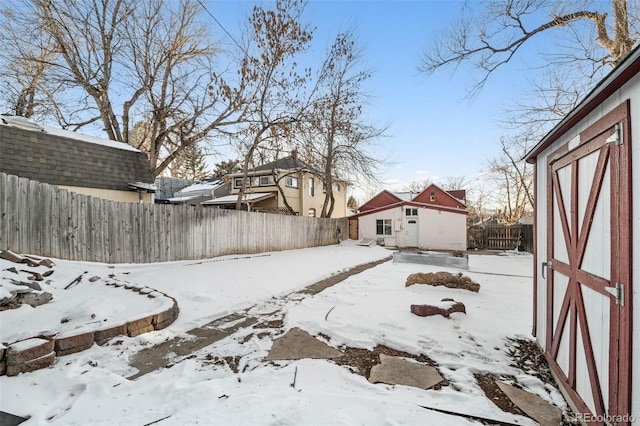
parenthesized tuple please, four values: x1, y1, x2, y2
(496, 381, 563, 425)
(265, 327, 343, 361)
(369, 354, 443, 390)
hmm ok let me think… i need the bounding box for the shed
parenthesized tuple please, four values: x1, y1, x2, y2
(0, 115, 154, 203)
(525, 46, 639, 423)
(350, 184, 467, 251)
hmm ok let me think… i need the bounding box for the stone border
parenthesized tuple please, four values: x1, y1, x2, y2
(1, 279, 179, 376)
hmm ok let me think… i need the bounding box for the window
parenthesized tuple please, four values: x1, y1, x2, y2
(259, 175, 275, 186)
(406, 208, 418, 216)
(376, 219, 392, 236)
(234, 177, 258, 188)
(285, 176, 298, 188)
(430, 192, 435, 201)
(336, 184, 340, 192)
(308, 208, 316, 217)
(309, 177, 314, 196)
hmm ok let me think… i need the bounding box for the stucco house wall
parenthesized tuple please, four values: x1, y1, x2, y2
(418, 208, 467, 251)
(357, 206, 403, 247)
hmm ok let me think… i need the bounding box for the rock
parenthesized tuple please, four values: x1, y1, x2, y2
(94, 323, 127, 345)
(405, 272, 480, 292)
(369, 354, 444, 389)
(18, 291, 53, 307)
(8, 278, 41, 291)
(411, 300, 466, 318)
(55, 331, 95, 356)
(6, 352, 55, 376)
(6, 338, 54, 366)
(89, 276, 100, 283)
(127, 316, 154, 337)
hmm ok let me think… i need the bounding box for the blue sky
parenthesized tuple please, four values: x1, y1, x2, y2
(206, 0, 571, 197)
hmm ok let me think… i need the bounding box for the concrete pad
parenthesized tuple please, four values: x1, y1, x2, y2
(368, 354, 443, 390)
(265, 328, 343, 361)
(496, 381, 563, 425)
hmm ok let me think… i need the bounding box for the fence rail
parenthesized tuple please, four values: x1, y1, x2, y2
(0, 173, 348, 263)
(467, 224, 533, 253)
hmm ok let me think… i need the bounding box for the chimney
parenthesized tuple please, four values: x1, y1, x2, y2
(291, 148, 298, 161)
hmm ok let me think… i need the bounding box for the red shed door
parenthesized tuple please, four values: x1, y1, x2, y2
(545, 102, 631, 424)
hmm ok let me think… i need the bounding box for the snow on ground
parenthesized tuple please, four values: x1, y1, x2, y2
(0, 242, 564, 425)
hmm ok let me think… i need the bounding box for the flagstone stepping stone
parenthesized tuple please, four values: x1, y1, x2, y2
(265, 327, 343, 361)
(368, 354, 443, 390)
(496, 381, 563, 426)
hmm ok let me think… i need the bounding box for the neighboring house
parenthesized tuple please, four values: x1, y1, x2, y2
(168, 178, 230, 205)
(350, 184, 467, 250)
(0, 115, 154, 203)
(525, 46, 639, 423)
(154, 177, 194, 204)
(211, 152, 348, 218)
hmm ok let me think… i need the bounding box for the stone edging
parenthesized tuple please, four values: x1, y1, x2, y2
(0, 279, 179, 377)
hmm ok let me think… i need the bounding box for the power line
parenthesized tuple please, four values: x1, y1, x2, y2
(197, 0, 246, 54)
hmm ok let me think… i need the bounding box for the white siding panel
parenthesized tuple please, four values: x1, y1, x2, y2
(556, 313, 571, 376)
(582, 284, 610, 411)
(576, 322, 597, 415)
(553, 272, 569, 328)
(581, 166, 611, 280)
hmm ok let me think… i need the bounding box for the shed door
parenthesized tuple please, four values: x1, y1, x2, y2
(406, 219, 419, 247)
(545, 102, 631, 423)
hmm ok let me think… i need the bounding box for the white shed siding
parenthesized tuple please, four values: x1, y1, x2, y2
(357, 207, 403, 247)
(357, 207, 466, 250)
(533, 70, 640, 419)
(418, 209, 466, 251)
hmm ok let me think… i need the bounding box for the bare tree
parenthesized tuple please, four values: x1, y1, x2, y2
(403, 179, 431, 193)
(304, 30, 387, 217)
(0, 7, 59, 119)
(420, 0, 637, 94)
(441, 176, 468, 191)
(2, 0, 241, 177)
(420, 0, 638, 223)
(488, 135, 535, 224)
(230, 0, 314, 210)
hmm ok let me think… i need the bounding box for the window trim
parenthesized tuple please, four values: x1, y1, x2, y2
(376, 219, 392, 236)
(285, 176, 299, 188)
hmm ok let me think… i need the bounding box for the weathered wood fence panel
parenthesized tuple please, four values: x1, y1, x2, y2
(467, 224, 533, 253)
(0, 173, 348, 263)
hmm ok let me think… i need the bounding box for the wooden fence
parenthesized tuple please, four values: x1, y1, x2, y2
(0, 173, 348, 263)
(467, 224, 533, 253)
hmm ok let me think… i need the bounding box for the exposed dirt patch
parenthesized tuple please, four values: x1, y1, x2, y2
(253, 319, 284, 329)
(506, 338, 554, 383)
(406, 272, 480, 292)
(204, 354, 242, 373)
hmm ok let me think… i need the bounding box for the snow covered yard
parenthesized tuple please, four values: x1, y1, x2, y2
(0, 242, 568, 425)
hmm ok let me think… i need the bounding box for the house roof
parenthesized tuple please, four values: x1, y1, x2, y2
(252, 155, 319, 173)
(201, 192, 275, 206)
(353, 185, 467, 218)
(168, 179, 229, 204)
(0, 116, 153, 191)
(154, 177, 195, 202)
(525, 44, 640, 162)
